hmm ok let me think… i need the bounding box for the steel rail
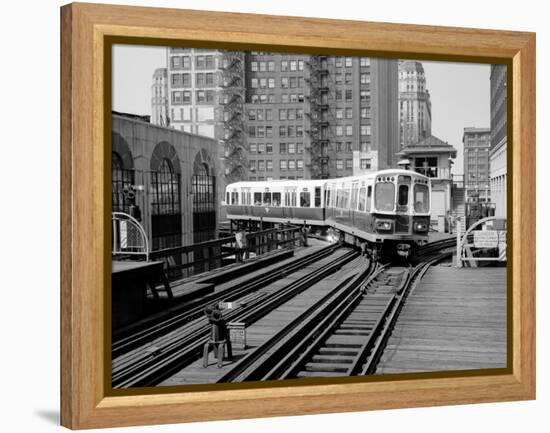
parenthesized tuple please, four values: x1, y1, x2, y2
(112, 243, 339, 358)
(112, 248, 358, 388)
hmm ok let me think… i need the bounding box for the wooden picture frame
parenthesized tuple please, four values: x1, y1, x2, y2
(61, 2, 536, 429)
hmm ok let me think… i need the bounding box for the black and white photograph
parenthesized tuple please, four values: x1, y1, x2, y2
(110, 45, 508, 389)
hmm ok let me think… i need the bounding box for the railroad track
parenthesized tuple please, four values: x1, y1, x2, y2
(216, 251, 451, 383)
(112, 246, 359, 388)
(112, 243, 339, 358)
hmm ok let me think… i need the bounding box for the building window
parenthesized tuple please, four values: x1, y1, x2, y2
(345, 125, 353, 136)
(345, 73, 352, 84)
(360, 90, 370, 100)
(336, 126, 343, 136)
(345, 108, 353, 119)
(336, 159, 343, 170)
(251, 61, 258, 71)
(346, 159, 353, 169)
(360, 125, 371, 136)
(266, 143, 273, 154)
(335, 57, 343, 67)
(266, 160, 273, 171)
(288, 160, 296, 170)
(360, 57, 370, 67)
(266, 126, 273, 138)
(360, 73, 370, 84)
(360, 158, 372, 169)
(280, 143, 287, 154)
(280, 160, 287, 170)
(345, 57, 353, 67)
(281, 61, 288, 71)
(258, 160, 265, 171)
(345, 90, 353, 101)
(296, 142, 303, 154)
(281, 77, 289, 88)
(297, 159, 304, 170)
(345, 142, 353, 152)
(249, 143, 257, 153)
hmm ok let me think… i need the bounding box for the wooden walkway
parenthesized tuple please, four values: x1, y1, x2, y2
(376, 265, 507, 374)
(160, 253, 365, 386)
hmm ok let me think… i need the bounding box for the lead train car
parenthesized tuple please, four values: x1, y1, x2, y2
(224, 169, 431, 257)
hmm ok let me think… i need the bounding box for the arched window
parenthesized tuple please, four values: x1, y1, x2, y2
(112, 151, 134, 213)
(150, 157, 181, 249)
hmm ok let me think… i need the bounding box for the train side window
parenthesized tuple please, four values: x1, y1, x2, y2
(300, 191, 311, 207)
(226, 192, 230, 204)
(325, 189, 331, 208)
(358, 187, 366, 211)
(262, 192, 272, 206)
(351, 184, 359, 210)
(272, 192, 281, 206)
(366, 186, 372, 211)
(314, 187, 322, 207)
(231, 192, 238, 204)
(343, 188, 350, 209)
(254, 192, 262, 205)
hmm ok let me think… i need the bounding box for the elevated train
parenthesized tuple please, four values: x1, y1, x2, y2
(224, 169, 431, 258)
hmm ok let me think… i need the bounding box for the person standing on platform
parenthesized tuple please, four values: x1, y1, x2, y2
(234, 225, 248, 262)
(300, 222, 309, 247)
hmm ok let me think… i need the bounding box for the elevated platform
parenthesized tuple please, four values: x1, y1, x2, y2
(377, 265, 507, 374)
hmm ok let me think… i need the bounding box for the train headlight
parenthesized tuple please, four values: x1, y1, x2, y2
(414, 222, 428, 232)
(376, 220, 393, 231)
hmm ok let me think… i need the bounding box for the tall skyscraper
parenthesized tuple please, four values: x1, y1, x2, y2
(398, 61, 432, 149)
(463, 127, 491, 203)
(151, 68, 168, 126)
(489, 65, 507, 217)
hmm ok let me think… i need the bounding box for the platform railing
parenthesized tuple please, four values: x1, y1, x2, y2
(149, 225, 301, 281)
(112, 212, 150, 261)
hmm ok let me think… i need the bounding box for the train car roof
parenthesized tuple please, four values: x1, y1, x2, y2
(226, 169, 428, 189)
(226, 179, 327, 189)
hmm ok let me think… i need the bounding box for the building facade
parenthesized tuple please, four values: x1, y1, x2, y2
(244, 53, 399, 181)
(156, 49, 399, 184)
(398, 61, 432, 150)
(489, 65, 507, 218)
(463, 127, 491, 204)
(112, 113, 222, 249)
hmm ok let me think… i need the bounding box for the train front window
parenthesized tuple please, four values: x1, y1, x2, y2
(414, 184, 430, 213)
(375, 182, 395, 212)
(397, 184, 409, 210)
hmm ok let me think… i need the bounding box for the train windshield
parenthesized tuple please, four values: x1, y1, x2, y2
(375, 182, 395, 212)
(414, 183, 430, 213)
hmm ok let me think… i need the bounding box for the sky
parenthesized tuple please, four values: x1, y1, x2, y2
(112, 45, 491, 176)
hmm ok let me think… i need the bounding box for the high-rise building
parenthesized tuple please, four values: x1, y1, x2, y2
(151, 68, 169, 127)
(489, 65, 507, 218)
(463, 127, 491, 203)
(156, 48, 399, 183)
(245, 53, 399, 180)
(398, 61, 432, 150)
